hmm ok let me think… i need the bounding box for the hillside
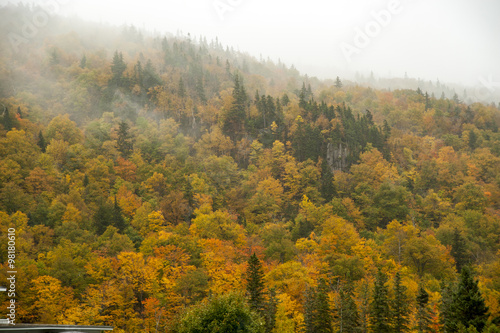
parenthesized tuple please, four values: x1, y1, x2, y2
(1, 4, 500, 332)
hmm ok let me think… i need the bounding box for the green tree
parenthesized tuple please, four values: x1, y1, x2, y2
(173, 292, 264, 333)
(338, 282, 361, 333)
(246, 253, 265, 313)
(415, 285, 432, 333)
(223, 74, 247, 140)
(37, 130, 47, 153)
(392, 272, 410, 333)
(111, 51, 127, 87)
(117, 120, 133, 158)
(305, 279, 334, 333)
(370, 269, 391, 332)
(451, 227, 468, 272)
(335, 76, 343, 88)
(451, 266, 489, 332)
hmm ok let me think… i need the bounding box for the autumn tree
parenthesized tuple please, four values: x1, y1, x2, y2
(173, 292, 264, 333)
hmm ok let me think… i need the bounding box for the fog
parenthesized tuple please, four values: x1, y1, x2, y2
(3, 0, 500, 92)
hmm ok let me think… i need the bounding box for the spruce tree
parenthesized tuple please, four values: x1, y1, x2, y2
(392, 271, 410, 333)
(316, 279, 334, 333)
(370, 269, 391, 333)
(264, 288, 278, 333)
(440, 280, 456, 333)
(338, 282, 361, 333)
(246, 253, 265, 313)
(451, 266, 489, 332)
(451, 227, 468, 272)
(415, 285, 432, 333)
(117, 120, 133, 158)
(2, 107, 12, 131)
(37, 130, 47, 153)
(112, 196, 126, 232)
(304, 280, 334, 333)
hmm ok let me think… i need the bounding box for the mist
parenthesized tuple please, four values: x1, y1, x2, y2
(2, 0, 500, 102)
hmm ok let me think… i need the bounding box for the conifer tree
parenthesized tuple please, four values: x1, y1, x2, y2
(117, 120, 133, 158)
(415, 285, 432, 333)
(335, 76, 343, 88)
(440, 280, 456, 333)
(37, 130, 47, 153)
(246, 253, 265, 313)
(316, 279, 334, 333)
(338, 282, 361, 333)
(370, 269, 391, 332)
(2, 106, 12, 131)
(392, 271, 410, 333)
(305, 280, 334, 333)
(451, 227, 468, 272)
(451, 266, 489, 332)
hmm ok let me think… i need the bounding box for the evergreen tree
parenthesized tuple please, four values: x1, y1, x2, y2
(264, 288, 278, 333)
(415, 285, 432, 333)
(304, 280, 334, 333)
(111, 51, 127, 87)
(37, 130, 47, 153)
(338, 282, 361, 333)
(80, 54, 87, 68)
(2, 107, 12, 131)
(299, 82, 308, 109)
(392, 271, 410, 333)
(112, 196, 126, 232)
(451, 227, 468, 272)
(316, 279, 334, 333)
(451, 266, 489, 332)
(246, 253, 265, 313)
(335, 76, 343, 88)
(117, 120, 133, 158)
(370, 269, 391, 332)
(178, 77, 186, 98)
(440, 280, 456, 333)
(222, 74, 247, 140)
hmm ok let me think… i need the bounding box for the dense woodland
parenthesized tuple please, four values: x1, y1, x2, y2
(1, 4, 500, 333)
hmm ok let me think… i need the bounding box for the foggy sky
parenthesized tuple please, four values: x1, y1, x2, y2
(3, 0, 500, 88)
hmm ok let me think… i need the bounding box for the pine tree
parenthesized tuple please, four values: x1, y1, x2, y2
(316, 279, 334, 333)
(451, 266, 489, 332)
(2, 107, 12, 131)
(222, 74, 247, 140)
(370, 269, 391, 332)
(451, 227, 468, 272)
(117, 120, 133, 158)
(37, 130, 47, 153)
(335, 76, 343, 88)
(178, 77, 186, 98)
(415, 285, 432, 333)
(264, 288, 278, 333)
(111, 51, 127, 87)
(304, 280, 334, 333)
(440, 280, 456, 333)
(392, 271, 410, 333)
(112, 196, 126, 232)
(246, 253, 265, 313)
(338, 282, 361, 333)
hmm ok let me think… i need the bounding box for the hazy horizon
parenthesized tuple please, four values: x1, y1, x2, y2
(2, 0, 500, 91)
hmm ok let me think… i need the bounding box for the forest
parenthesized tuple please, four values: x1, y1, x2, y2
(1, 4, 500, 333)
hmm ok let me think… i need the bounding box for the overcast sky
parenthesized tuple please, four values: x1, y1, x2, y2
(3, 0, 500, 87)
